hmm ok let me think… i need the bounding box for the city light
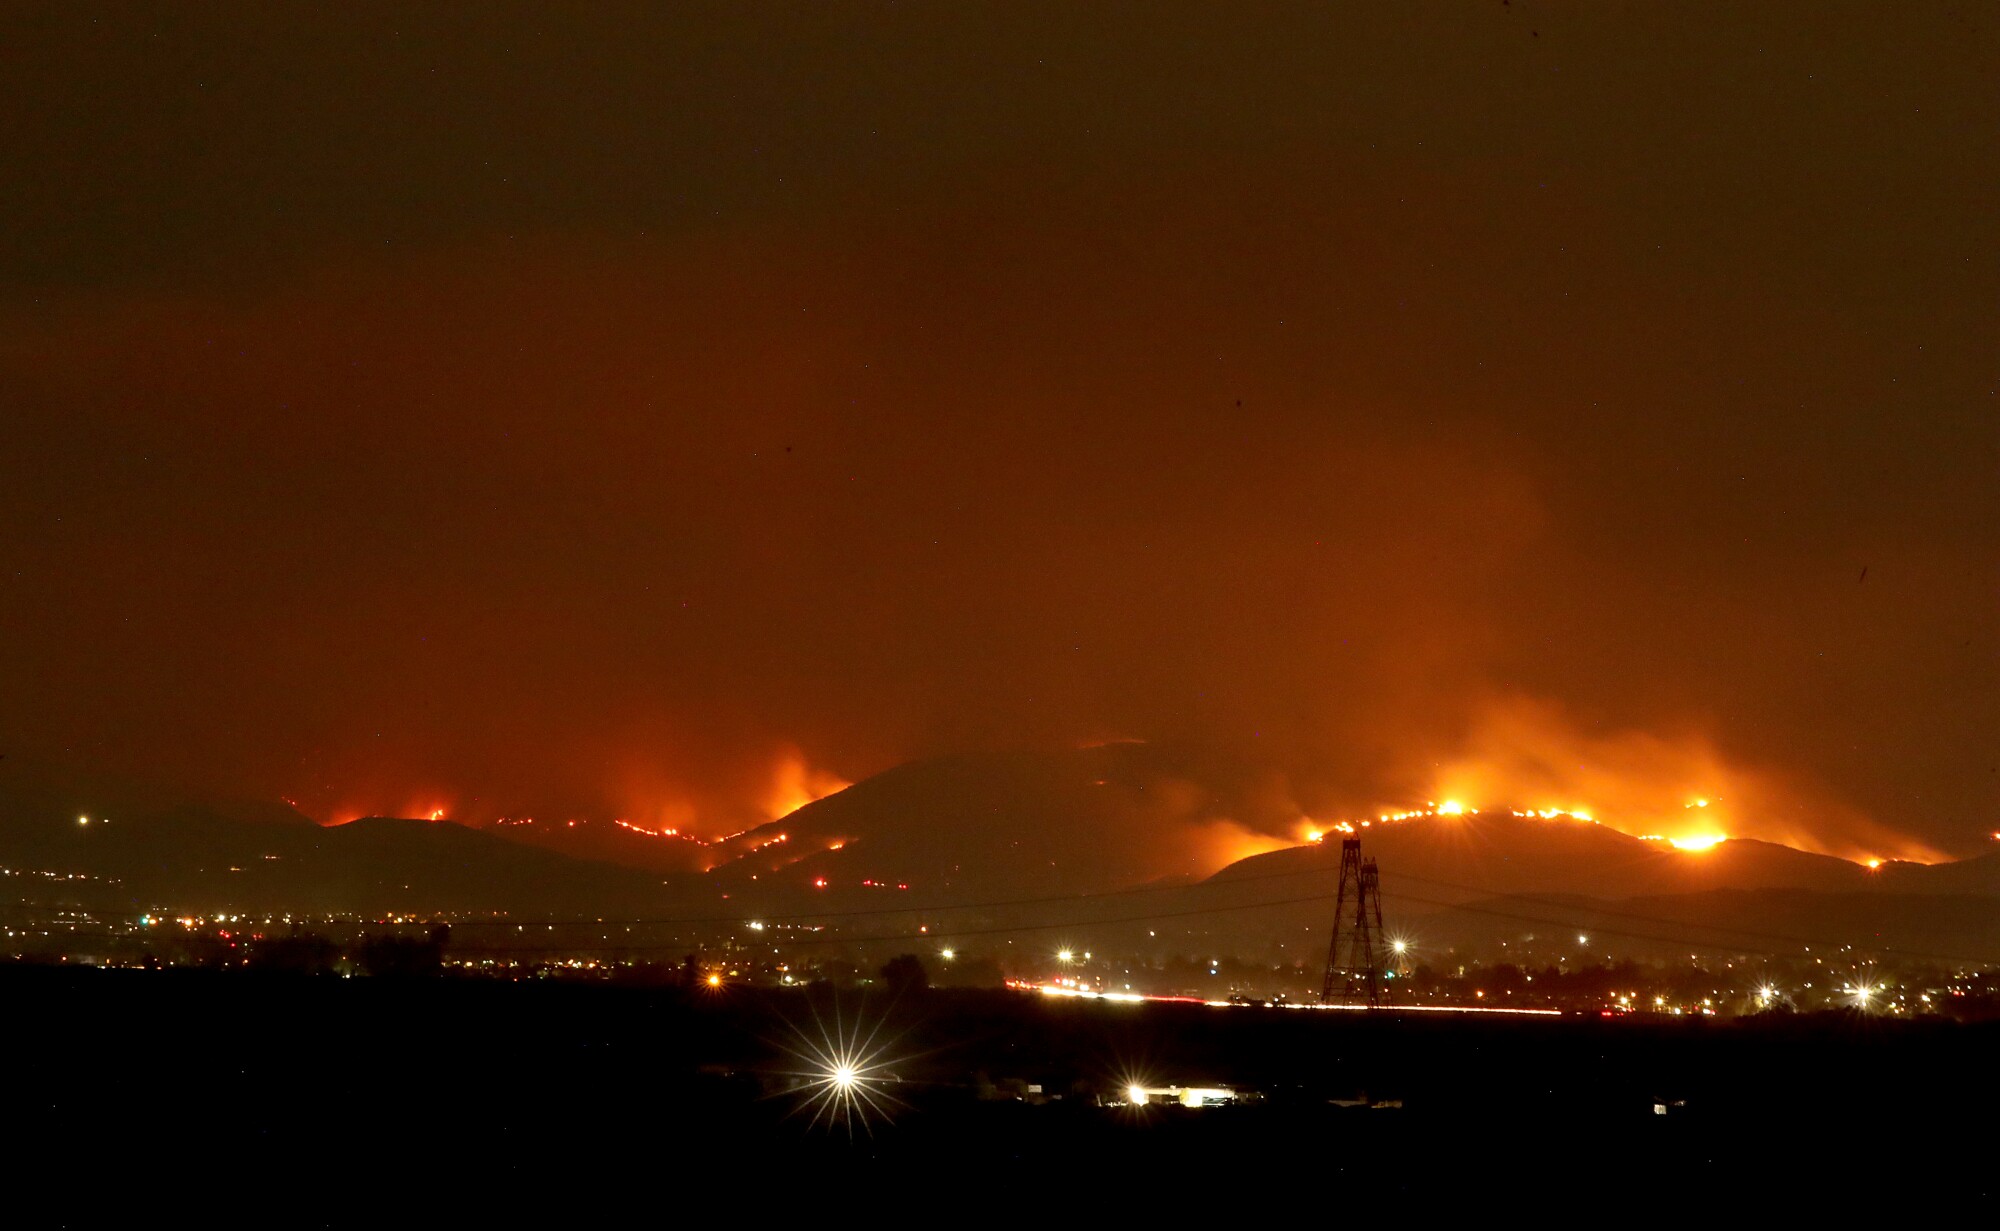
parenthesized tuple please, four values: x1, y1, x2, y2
(780, 1000, 906, 1137)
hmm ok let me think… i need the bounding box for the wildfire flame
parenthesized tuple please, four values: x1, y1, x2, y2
(1667, 834, 1726, 852)
(1418, 695, 1942, 863)
(765, 749, 851, 821)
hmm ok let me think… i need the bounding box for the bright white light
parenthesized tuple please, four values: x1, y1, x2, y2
(1057, 950, 1074, 963)
(780, 1000, 906, 1137)
(1126, 1085, 1147, 1105)
(1577, 934, 1589, 946)
(77, 816, 89, 826)
(1392, 940, 1408, 954)
(940, 948, 955, 960)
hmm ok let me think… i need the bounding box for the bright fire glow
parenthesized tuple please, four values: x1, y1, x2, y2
(1668, 834, 1726, 851)
(765, 749, 852, 821)
(1423, 695, 1943, 863)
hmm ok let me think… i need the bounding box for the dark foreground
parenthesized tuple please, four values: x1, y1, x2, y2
(5, 968, 1992, 1220)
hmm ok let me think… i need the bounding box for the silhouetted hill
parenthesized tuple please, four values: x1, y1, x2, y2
(5, 751, 1995, 954)
(0, 799, 677, 917)
(1881, 848, 2000, 896)
(0, 758, 315, 833)
(693, 744, 1299, 912)
(457, 815, 717, 875)
(1210, 814, 1885, 905)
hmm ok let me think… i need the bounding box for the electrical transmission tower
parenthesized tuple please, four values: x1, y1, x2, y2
(1319, 838, 1385, 1008)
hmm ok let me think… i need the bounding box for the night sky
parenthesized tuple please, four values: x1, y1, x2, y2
(2, 4, 1992, 859)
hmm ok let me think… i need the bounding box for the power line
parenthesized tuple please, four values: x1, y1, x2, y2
(442, 860, 1340, 927)
(433, 858, 1999, 966)
(448, 892, 1346, 954)
(445, 880, 2000, 967)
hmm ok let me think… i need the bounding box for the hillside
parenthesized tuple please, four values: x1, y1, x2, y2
(0, 802, 679, 918)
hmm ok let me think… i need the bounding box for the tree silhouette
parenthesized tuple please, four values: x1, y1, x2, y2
(880, 953, 929, 995)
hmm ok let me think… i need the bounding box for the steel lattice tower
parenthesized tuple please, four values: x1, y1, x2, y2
(1319, 838, 1385, 1008)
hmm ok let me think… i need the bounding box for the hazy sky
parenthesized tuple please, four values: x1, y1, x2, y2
(2, 4, 1992, 855)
